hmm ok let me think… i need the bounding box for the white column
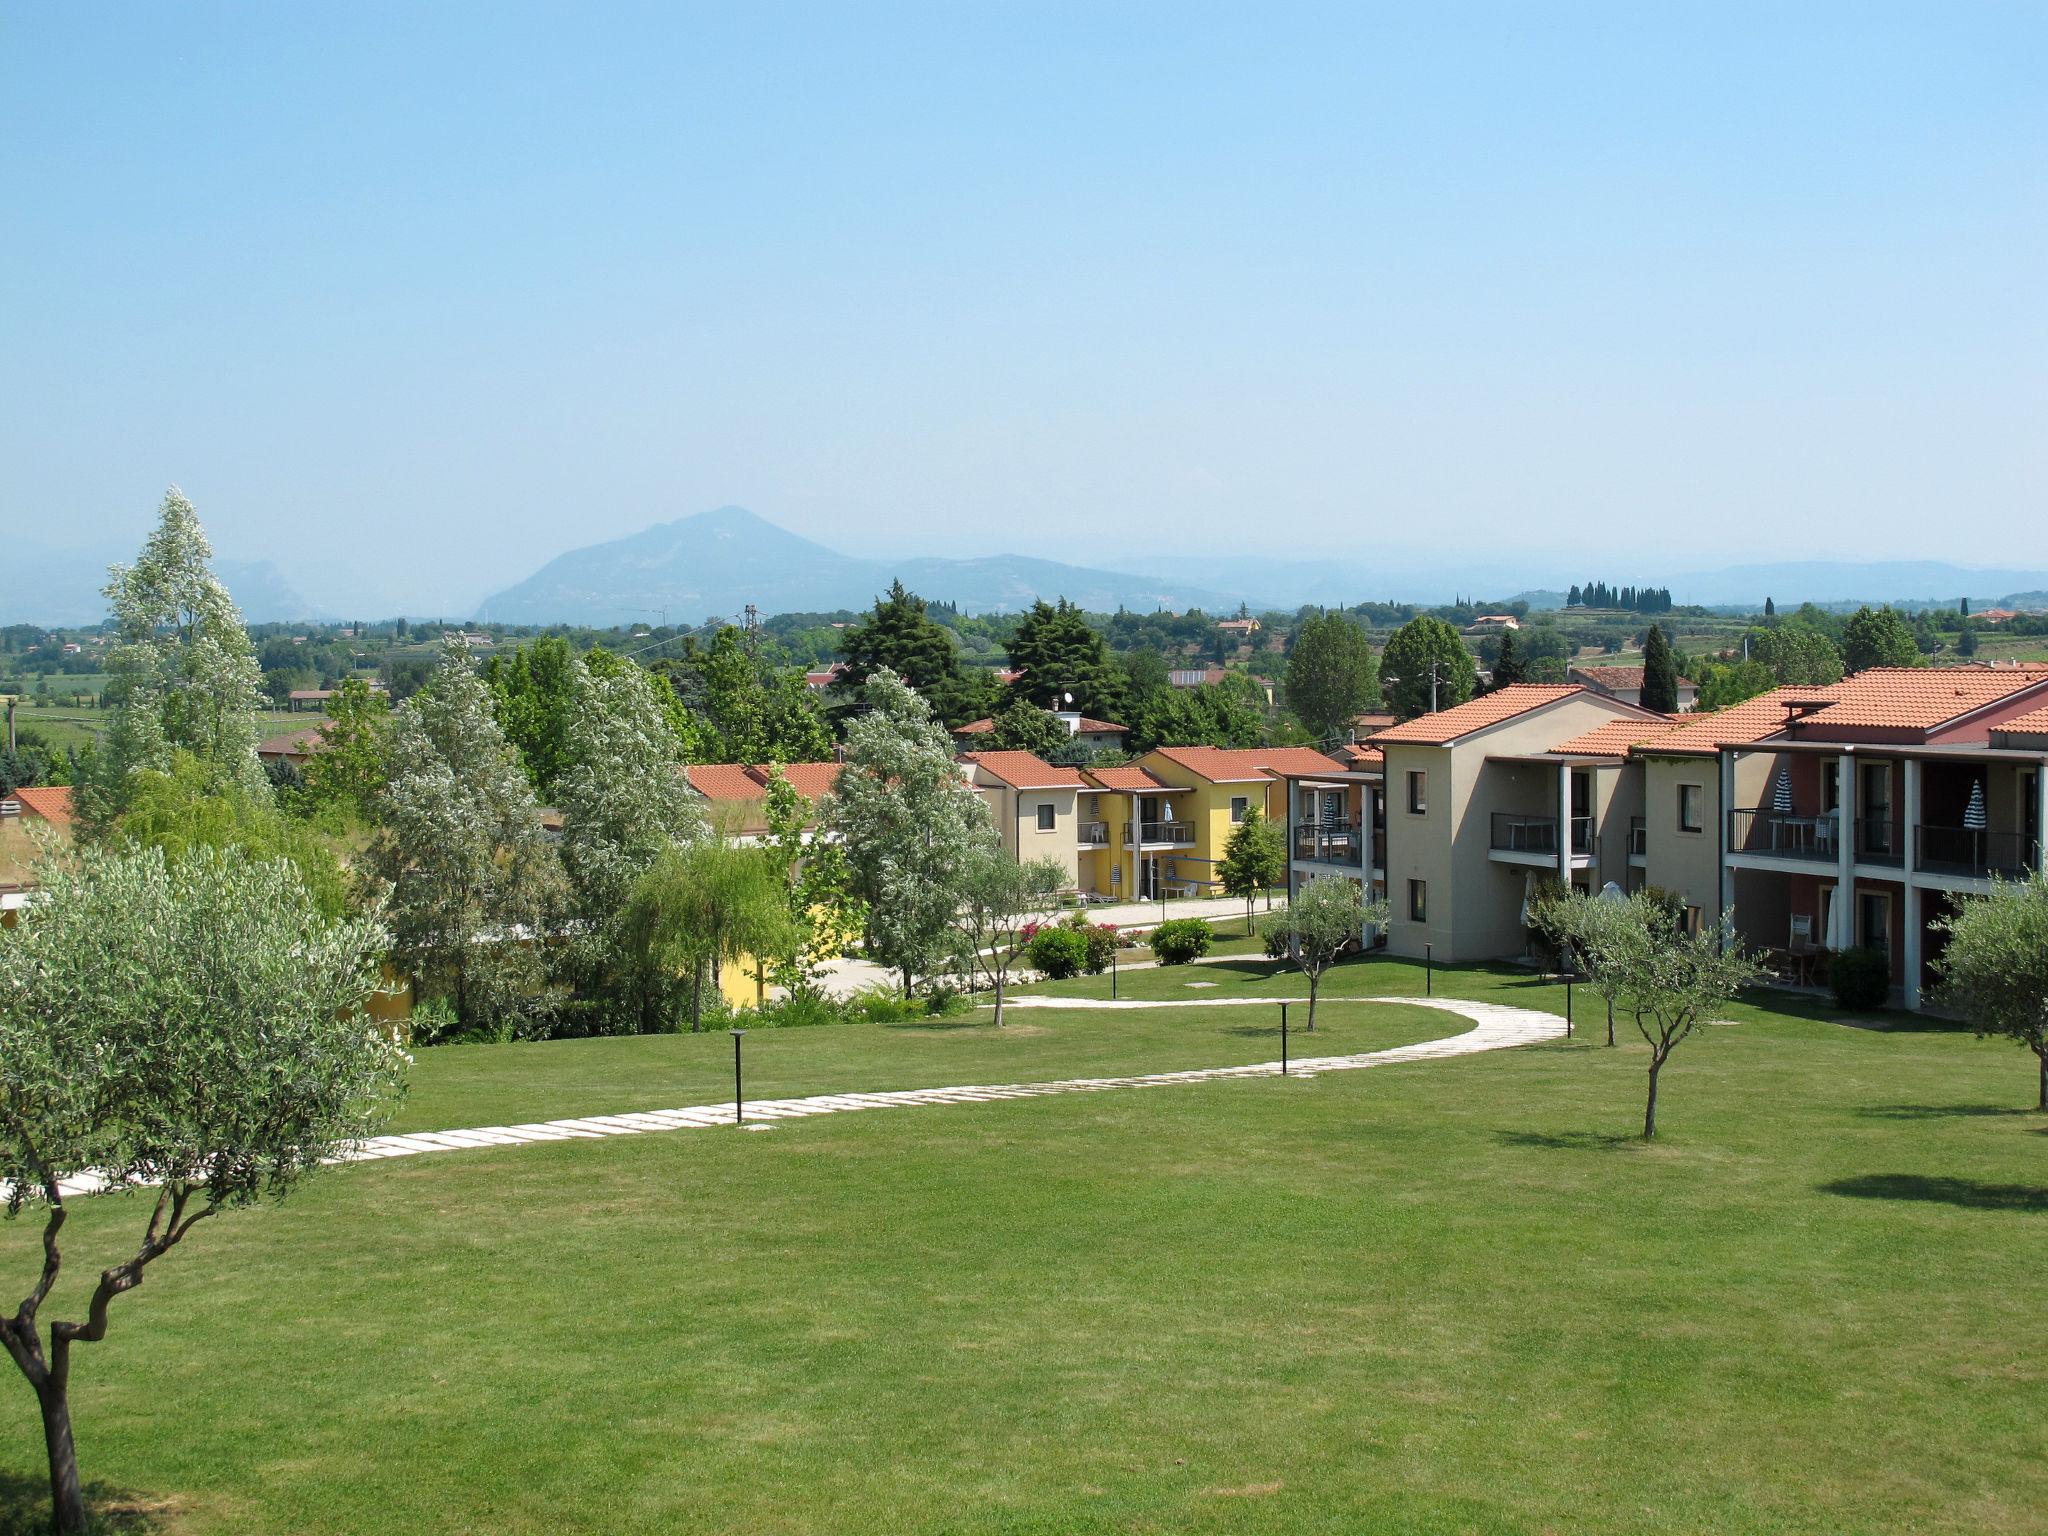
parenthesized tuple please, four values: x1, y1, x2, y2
(1718, 750, 1735, 923)
(2037, 761, 2048, 872)
(1558, 762, 1572, 888)
(1833, 752, 1856, 948)
(1901, 755, 1920, 1009)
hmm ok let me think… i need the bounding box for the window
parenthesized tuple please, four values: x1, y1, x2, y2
(1035, 803, 1056, 832)
(1683, 905, 1702, 936)
(1859, 891, 1890, 953)
(1409, 879, 1428, 922)
(1229, 795, 1249, 823)
(1678, 783, 1703, 833)
(1407, 771, 1427, 814)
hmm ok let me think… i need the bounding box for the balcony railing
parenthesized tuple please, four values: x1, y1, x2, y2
(1490, 813, 1594, 857)
(1294, 820, 1365, 866)
(1916, 825, 2037, 880)
(1628, 816, 1646, 857)
(1728, 807, 1840, 861)
(1078, 821, 1110, 846)
(1123, 820, 1195, 846)
(1854, 815, 1903, 866)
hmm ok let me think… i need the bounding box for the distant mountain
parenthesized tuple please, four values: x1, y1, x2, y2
(0, 542, 322, 626)
(475, 506, 1243, 625)
(1667, 560, 2048, 609)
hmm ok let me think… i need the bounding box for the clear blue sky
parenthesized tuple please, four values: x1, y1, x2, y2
(3, 2, 2042, 612)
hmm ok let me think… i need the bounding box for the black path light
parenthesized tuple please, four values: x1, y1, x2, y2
(1280, 1002, 1289, 1076)
(1425, 942, 1434, 996)
(730, 1027, 746, 1125)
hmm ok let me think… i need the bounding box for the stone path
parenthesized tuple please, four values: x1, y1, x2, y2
(44, 996, 1562, 1200)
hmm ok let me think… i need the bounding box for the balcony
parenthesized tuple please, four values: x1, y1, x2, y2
(1628, 816, 1646, 858)
(1489, 813, 1594, 859)
(1294, 820, 1365, 866)
(1916, 826, 2037, 881)
(1728, 807, 1839, 862)
(1854, 815, 1904, 867)
(1123, 820, 1195, 847)
(1078, 821, 1110, 846)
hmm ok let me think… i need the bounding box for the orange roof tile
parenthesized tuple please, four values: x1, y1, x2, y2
(1570, 665, 1694, 691)
(1631, 686, 1845, 756)
(960, 751, 1089, 790)
(954, 714, 1128, 737)
(1083, 765, 1179, 793)
(1994, 703, 2048, 736)
(8, 786, 74, 826)
(258, 726, 328, 757)
(1794, 667, 2048, 731)
(683, 762, 843, 802)
(1552, 717, 1683, 758)
(1150, 745, 1347, 782)
(1368, 685, 1586, 746)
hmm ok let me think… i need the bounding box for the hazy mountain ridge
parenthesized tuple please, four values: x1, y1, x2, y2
(0, 540, 323, 627)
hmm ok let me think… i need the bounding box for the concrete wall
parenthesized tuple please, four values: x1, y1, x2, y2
(972, 776, 1081, 889)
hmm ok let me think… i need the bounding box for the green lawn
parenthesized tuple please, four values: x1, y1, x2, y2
(2, 962, 2044, 1535)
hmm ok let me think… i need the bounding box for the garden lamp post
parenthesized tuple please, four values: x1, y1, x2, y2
(730, 1028, 746, 1125)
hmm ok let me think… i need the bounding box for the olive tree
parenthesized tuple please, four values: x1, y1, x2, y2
(1609, 911, 1760, 1139)
(1934, 873, 2048, 1109)
(1532, 887, 1648, 1047)
(0, 843, 405, 1535)
(1259, 877, 1388, 1031)
(953, 851, 1065, 1025)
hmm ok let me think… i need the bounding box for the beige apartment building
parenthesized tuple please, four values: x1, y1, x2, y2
(960, 750, 1089, 889)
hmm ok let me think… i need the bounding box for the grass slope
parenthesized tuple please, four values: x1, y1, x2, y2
(1, 962, 2043, 1535)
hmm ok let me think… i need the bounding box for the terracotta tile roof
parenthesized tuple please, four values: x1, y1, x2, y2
(7, 786, 74, 826)
(1630, 686, 1844, 757)
(955, 714, 1127, 737)
(1150, 745, 1348, 782)
(960, 751, 1089, 790)
(1167, 667, 1228, 688)
(1994, 703, 2048, 736)
(1083, 764, 1179, 793)
(258, 727, 328, 757)
(1793, 666, 2048, 731)
(683, 762, 843, 802)
(1331, 743, 1384, 770)
(1570, 665, 1694, 692)
(1368, 685, 1586, 746)
(1552, 717, 1683, 758)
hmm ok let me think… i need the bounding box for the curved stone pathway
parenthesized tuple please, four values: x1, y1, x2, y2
(45, 997, 1563, 1198)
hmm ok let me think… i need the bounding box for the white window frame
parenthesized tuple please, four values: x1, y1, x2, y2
(1678, 783, 1703, 834)
(1035, 803, 1056, 833)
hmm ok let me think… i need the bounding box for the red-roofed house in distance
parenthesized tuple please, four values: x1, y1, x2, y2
(952, 709, 1127, 755)
(960, 751, 1090, 889)
(682, 761, 843, 841)
(1071, 745, 1346, 902)
(1, 784, 74, 924)
(1366, 685, 1669, 962)
(1568, 664, 1698, 712)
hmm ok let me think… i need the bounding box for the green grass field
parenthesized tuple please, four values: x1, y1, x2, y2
(2, 959, 2044, 1535)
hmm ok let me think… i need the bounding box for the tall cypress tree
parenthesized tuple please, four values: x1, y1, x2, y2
(1640, 624, 1679, 713)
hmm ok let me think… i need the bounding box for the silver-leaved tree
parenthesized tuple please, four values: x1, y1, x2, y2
(0, 843, 406, 1535)
(84, 487, 269, 832)
(368, 636, 563, 1037)
(828, 669, 998, 996)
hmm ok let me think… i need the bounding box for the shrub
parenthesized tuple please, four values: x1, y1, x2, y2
(1831, 946, 1891, 1011)
(1262, 926, 1292, 960)
(923, 984, 971, 1018)
(849, 984, 925, 1023)
(752, 990, 848, 1030)
(408, 994, 460, 1046)
(1027, 925, 1090, 980)
(1151, 918, 1213, 965)
(1078, 921, 1119, 975)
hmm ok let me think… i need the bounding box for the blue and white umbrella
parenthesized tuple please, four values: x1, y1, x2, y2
(1771, 764, 1794, 814)
(1964, 780, 1987, 830)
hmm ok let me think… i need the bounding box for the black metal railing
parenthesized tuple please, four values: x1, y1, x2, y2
(1293, 820, 1365, 866)
(1123, 820, 1195, 846)
(1490, 813, 1595, 857)
(1916, 825, 2036, 880)
(1728, 807, 1840, 860)
(1854, 815, 1903, 865)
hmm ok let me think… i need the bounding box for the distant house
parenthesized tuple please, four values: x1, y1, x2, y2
(959, 750, 1090, 890)
(258, 726, 329, 767)
(952, 711, 1127, 753)
(288, 689, 337, 713)
(1348, 712, 1397, 742)
(1569, 664, 1697, 713)
(1975, 609, 2020, 626)
(1167, 667, 1227, 689)
(1466, 615, 1521, 633)
(802, 664, 847, 691)
(682, 761, 844, 840)
(0, 785, 73, 828)
(1216, 617, 1260, 637)
(1, 786, 75, 923)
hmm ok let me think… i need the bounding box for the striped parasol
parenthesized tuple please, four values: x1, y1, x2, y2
(1963, 780, 1987, 830)
(1771, 764, 1794, 814)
